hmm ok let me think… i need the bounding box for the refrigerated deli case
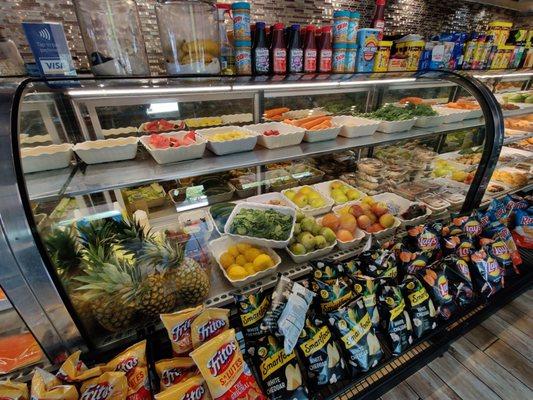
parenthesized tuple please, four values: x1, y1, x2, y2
(0, 71, 531, 391)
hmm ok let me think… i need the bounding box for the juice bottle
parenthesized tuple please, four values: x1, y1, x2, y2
(270, 23, 287, 74)
(303, 25, 317, 73)
(287, 24, 303, 73)
(371, 0, 387, 41)
(318, 26, 332, 72)
(253, 21, 269, 75)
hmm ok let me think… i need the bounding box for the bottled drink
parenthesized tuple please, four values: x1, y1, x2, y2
(318, 26, 332, 72)
(371, 0, 387, 41)
(270, 23, 287, 74)
(303, 25, 317, 73)
(287, 24, 303, 73)
(253, 22, 269, 75)
(216, 3, 235, 74)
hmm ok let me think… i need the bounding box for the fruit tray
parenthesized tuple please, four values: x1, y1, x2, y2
(246, 192, 292, 207)
(285, 241, 336, 263)
(196, 126, 258, 155)
(414, 109, 447, 128)
(373, 192, 432, 227)
(289, 164, 325, 185)
(313, 179, 366, 206)
(282, 185, 334, 217)
(220, 113, 254, 125)
(376, 118, 417, 134)
(332, 116, 381, 138)
(245, 122, 305, 149)
(208, 236, 281, 288)
(224, 202, 296, 248)
(140, 131, 206, 164)
(303, 126, 341, 142)
(73, 137, 139, 164)
(138, 119, 184, 133)
(21, 143, 73, 173)
(316, 215, 366, 251)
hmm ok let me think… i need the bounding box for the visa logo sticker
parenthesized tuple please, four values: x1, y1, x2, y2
(41, 59, 65, 74)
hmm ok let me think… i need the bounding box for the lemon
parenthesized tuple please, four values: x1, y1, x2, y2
(219, 252, 235, 269)
(228, 245, 240, 257)
(236, 243, 251, 253)
(235, 255, 247, 266)
(253, 254, 274, 271)
(227, 265, 247, 280)
(243, 263, 255, 275)
(244, 248, 262, 262)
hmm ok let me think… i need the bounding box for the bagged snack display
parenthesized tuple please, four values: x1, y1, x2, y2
(471, 249, 503, 298)
(401, 275, 436, 339)
(420, 264, 456, 319)
(56, 351, 102, 383)
(191, 308, 230, 349)
(378, 286, 413, 355)
(403, 223, 442, 263)
(310, 260, 344, 284)
(234, 289, 270, 341)
(310, 278, 355, 313)
(483, 218, 522, 266)
(502, 194, 529, 212)
(252, 335, 309, 400)
(161, 306, 203, 356)
(297, 311, 346, 388)
(512, 208, 533, 249)
(327, 298, 382, 375)
(189, 329, 266, 400)
(79, 372, 128, 400)
(441, 256, 475, 307)
(0, 380, 29, 400)
(155, 358, 199, 390)
(352, 276, 380, 327)
(154, 376, 211, 400)
(356, 247, 397, 278)
(396, 245, 431, 275)
(104, 340, 151, 400)
(442, 233, 474, 263)
(31, 368, 78, 400)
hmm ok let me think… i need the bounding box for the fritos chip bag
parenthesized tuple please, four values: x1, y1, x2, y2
(155, 358, 199, 390)
(234, 288, 270, 341)
(161, 306, 203, 356)
(0, 380, 28, 400)
(79, 372, 128, 400)
(154, 376, 211, 400)
(104, 340, 150, 400)
(191, 308, 230, 349)
(189, 329, 266, 400)
(31, 368, 78, 400)
(56, 351, 102, 383)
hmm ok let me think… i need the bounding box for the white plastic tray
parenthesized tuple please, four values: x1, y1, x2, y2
(316, 215, 366, 250)
(224, 202, 296, 248)
(377, 118, 416, 133)
(281, 108, 330, 120)
(303, 126, 341, 142)
(332, 116, 381, 138)
(245, 122, 305, 149)
(197, 126, 258, 155)
(209, 236, 281, 288)
(414, 110, 447, 128)
(285, 241, 337, 263)
(21, 143, 73, 173)
(102, 127, 138, 137)
(73, 137, 138, 164)
(140, 131, 206, 164)
(432, 106, 469, 123)
(138, 120, 184, 133)
(246, 192, 293, 207)
(281, 185, 334, 216)
(313, 179, 366, 206)
(373, 192, 432, 226)
(221, 113, 253, 125)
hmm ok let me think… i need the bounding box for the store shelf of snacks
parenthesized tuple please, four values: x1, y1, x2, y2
(63, 119, 483, 197)
(25, 167, 75, 201)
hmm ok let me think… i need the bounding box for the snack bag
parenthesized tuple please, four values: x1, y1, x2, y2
(502, 194, 528, 212)
(327, 298, 382, 375)
(352, 276, 380, 327)
(481, 237, 519, 277)
(378, 286, 413, 355)
(310, 260, 344, 284)
(154, 376, 211, 400)
(401, 275, 436, 339)
(357, 248, 397, 278)
(512, 208, 533, 249)
(191, 308, 230, 349)
(447, 214, 482, 238)
(251, 335, 309, 400)
(155, 358, 199, 390)
(56, 351, 102, 383)
(161, 306, 203, 356)
(404, 223, 442, 262)
(395, 245, 431, 275)
(471, 249, 503, 298)
(484, 218, 522, 266)
(104, 340, 151, 400)
(234, 289, 270, 341)
(441, 255, 474, 307)
(310, 278, 354, 314)
(297, 311, 346, 388)
(79, 372, 128, 400)
(31, 368, 78, 400)
(0, 380, 29, 400)
(189, 329, 266, 400)
(420, 264, 456, 319)
(442, 233, 474, 262)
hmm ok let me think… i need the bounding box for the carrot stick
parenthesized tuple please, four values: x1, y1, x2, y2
(310, 122, 331, 130)
(291, 115, 325, 126)
(264, 107, 289, 118)
(301, 116, 331, 129)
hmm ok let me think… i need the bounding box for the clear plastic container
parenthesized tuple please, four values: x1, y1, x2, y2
(156, 0, 221, 75)
(0, 30, 26, 76)
(73, 0, 150, 76)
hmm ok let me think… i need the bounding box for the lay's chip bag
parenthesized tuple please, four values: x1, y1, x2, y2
(161, 306, 203, 356)
(471, 249, 503, 298)
(79, 372, 128, 400)
(31, 368, 78, 400)
(104, 340, 151, 400)
(56, 351, 102, 383)
(155, 358, 199, 390)
(154, 376, 211, 400)
(0, 380, 29, 400)
(189, 329, 266, 400)
(191, 308, 230, 349)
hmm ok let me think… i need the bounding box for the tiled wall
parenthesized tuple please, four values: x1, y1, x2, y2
(0, 0, 530, 74)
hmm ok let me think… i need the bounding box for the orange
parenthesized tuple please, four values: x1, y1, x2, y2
(321, 213, 340, 231)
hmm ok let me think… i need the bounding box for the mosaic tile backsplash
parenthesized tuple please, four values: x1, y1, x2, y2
(0, 0, 530, 74)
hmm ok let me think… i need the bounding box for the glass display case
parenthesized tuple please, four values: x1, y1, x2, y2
(1, 71, 530, 365)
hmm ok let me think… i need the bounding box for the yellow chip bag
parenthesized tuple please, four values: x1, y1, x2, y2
(154, 376, 211, 400)
(191, 308, 230, 349)
(30, 368, 78, 400)
(0, 380, 28, 400)
(104, 340, 150, 400)
(189, 329, 266, 400)
(161, 306, 203, 356)
(56, 351, 102, 383)
(79, 372, 128, 400)
(154, 358, 199, 390)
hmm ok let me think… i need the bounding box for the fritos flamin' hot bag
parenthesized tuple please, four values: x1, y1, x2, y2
(79, 372, 128, 400)
(161, 306, 203, 356)
(189, 329, 266, 400)
(155, 358, 199, 390)
(104, 340, 151, 400)
(31, 368, 78, 400)
(154, 376, 211, 400)
(56, 351, 102, 383)
(191, 308, 230, 349)
(0, 380, 28, 400)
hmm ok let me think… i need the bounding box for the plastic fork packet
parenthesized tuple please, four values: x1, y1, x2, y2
(191, 308, 230, 349)
(401, 275, 436, 339)
(471, 249, 503, 298)
(30, 368, 78, 400)
(79, 372, 128, 400)
(189, 329, 266, 400)
(56, 350, 102, 383)
(103, 340, 150, 400)
(155, 358, 199, 390)
(234, 288, 270, 341)
(154, 376, 211, 400)
(0, 380, 29, 400)
(161, 306, 203, 356)
(378, 285, 413, 355)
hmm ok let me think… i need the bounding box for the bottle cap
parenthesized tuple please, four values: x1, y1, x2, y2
(306, 25, 316, 31)
(291, 24, 300, 30)
(256, 21, 266, 29)
(322, 26, 332, 33)
(274, 23, 284, 30)
(231, 2, 250, 10)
